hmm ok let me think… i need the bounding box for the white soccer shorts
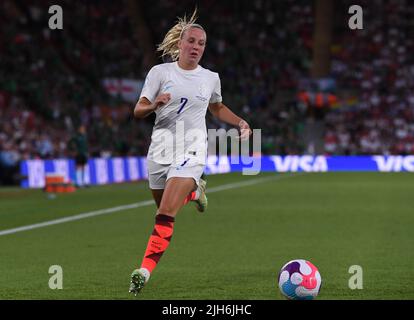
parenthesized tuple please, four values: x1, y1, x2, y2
(147, 159, 205, 190)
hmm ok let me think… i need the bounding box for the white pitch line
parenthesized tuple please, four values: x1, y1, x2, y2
(0, 173, 300, 237)
(206, 174, 292, 193)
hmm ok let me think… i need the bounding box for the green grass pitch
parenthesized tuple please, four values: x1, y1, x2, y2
(0, 172, 413, 299)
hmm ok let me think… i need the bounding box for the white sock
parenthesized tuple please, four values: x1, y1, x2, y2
(139, 267, 151, 282)
(194, 188, 201, 200)
(81, 168, 87, 185)
(76, 169, 83, 186)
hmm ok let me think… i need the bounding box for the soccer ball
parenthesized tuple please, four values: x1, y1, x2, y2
(278, 259, 322, 300)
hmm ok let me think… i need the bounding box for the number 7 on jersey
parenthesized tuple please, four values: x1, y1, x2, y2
(177, 97, 188, 114)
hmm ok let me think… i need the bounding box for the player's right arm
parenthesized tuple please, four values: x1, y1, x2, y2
(133, 93, 171, 119)
(134, 65, 171, 119)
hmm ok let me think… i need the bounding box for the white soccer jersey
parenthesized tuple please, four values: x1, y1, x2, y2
(139, 62, 222, 166)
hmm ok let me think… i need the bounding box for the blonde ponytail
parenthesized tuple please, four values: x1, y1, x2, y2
(157, 9, 204, 61)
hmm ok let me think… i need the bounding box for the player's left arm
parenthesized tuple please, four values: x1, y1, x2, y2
(208, 102, 252, 140)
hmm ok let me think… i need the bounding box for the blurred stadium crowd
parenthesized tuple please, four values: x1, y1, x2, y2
(1, 0, 413, 183)
(326, 0, 414, 155)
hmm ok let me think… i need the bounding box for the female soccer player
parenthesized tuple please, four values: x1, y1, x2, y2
(129, 11, 252, 295)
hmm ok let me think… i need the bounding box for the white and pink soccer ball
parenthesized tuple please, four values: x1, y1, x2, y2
(278, 259, 322, 300)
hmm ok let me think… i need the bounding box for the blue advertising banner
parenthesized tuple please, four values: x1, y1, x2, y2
(20, 155, 414, 188)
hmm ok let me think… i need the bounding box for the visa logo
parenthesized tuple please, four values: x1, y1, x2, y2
(206, 155, 231, 174)
(372, 156, 414, 172)
(270, 156, 328, 172)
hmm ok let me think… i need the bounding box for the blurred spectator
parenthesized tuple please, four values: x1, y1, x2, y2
(0, 142, 20, 185)
(68, 125, 89, 187)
